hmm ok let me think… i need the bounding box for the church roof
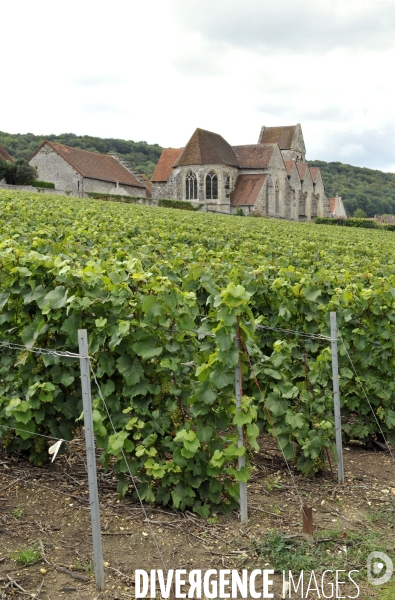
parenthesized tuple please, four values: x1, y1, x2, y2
(309, 167, 320, 183)
(30, 141, 145, 188)
(151, 148, 183, 182)
(173, 128, 239, 167)
(284, 160, 296, 176)
(296, 163, 309, 181)
(232, 144, 277, 169)
(0, 144, 14, 163)
(230, 174, 268, 206)
(258, 125, 297, 149)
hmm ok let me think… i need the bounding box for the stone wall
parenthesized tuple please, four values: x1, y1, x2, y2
(312, 171, 330, 217)
(0, 183, 37, 192)
(280, 124, 306, 163)
(152, 182, 169, 201)
(286, 163, 302, 220)
(30, 145, 82, 193)
(0, 183, 66, 195)
(151, 134, 330, 221)
(207, 203, 231, 214)
(82, 178, 145, 198)
(299, 190, 307, 220)
(301, 169, 314, 219)
(158, 164, 239, 206)
(264, 145, 289, 218)
(30, 143, 146, 198)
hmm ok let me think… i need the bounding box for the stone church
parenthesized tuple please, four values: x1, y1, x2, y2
(152, 124, 330, 219)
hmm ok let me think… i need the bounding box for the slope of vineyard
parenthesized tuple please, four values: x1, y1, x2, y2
(1, 189, 395, 514)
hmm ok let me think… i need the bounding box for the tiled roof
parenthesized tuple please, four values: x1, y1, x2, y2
(173, 128, 239, 167)
(232, 144, 276, 169)
(0, 144, 14, 163)
(151, 148, 183, 182)
(296, 163, 309, 180)
(258, 126, 297, 149)
(329, 198, 336, 213)
(230, 174, 268, 206)
(284, 160, 296, 176)
(309, 167, 320, 183)
(30, 141, 145, 188)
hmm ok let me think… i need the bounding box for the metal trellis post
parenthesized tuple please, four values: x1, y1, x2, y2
(235, 334, 248, 524)
(78, 329, 105, 590)
(330, 313, 345, 484)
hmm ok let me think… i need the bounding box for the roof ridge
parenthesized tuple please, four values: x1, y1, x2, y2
(30, 140, 144, 188)
(201, 129, 226, 164)
(49, 140, 113, 158)
(0, 143, 14, 163)
(174, 128, 238, 167)
(232, 143, 278, 148)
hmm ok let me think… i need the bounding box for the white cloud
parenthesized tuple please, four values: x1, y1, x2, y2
(0, 0, 394, 171)
(70, 75, 124, 87)
(170, 0, 395, 54)
(339, 143, 367, 159)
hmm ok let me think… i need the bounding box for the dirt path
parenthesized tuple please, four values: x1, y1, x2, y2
(0, 434, 394, 599)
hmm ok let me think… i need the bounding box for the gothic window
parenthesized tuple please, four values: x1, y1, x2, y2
(224, 173, 231, 197)
(275, 182, 280, 214)
(185, 170, 197, 200)
(205, 171, 218, 200)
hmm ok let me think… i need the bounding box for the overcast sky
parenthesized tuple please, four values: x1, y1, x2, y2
(2, 0, 395, 171)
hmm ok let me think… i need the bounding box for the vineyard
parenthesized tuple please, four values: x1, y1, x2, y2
(1, 189, 395, 517)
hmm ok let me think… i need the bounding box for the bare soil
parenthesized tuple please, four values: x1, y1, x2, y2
(0, 433, 394, 600)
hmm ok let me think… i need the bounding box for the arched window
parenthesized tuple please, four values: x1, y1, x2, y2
(185, 171, 197, 200)
(224, 173, 231, 197)
(275, 182, 280, 214)
(205, 171, 218, 200)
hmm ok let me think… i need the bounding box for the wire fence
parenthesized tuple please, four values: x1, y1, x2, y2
(0, 320, 394, 590)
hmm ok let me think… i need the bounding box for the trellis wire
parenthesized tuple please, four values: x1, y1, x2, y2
(0, 423, 67, 442)
(1, 320, 395, 566)
(338, 329, 395, 464)
(256, 324, 332, 342)
(89, 361, 169, 575)
(0, 340, 94, 360)
(237, 328, 307, 517)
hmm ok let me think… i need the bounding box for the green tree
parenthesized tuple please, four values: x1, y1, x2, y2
(310, 160, 395, 217)
(0, 130, 163, 179)
(14, 159, 37, 185)
(0, 158, 36, 185)
(0, 158, 9, 181)
(354, 208, 367, 218)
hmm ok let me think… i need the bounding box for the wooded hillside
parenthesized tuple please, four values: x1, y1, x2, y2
(309, 160, 395, 217)
(2, 131, 395, 215)
(0, 131, 163, 178)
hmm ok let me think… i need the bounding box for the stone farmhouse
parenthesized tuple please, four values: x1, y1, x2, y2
(0, 144, 14, 163)
(29, 141, 147, 197)
(152, 125, 330, 219)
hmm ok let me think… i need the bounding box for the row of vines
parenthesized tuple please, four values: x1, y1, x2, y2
(0, 190, 395, 515)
